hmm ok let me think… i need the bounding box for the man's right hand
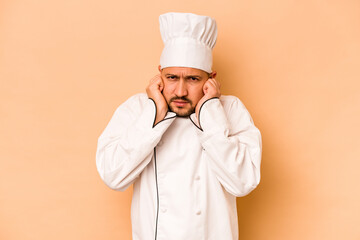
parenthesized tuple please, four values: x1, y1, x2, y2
(146, 74, 168, 125)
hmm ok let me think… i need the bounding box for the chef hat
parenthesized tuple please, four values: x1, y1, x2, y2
(159, 12, 217, 73)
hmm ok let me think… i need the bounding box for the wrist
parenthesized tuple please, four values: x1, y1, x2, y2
(154, 107, 167, 125)
(196, 96, 219, 121)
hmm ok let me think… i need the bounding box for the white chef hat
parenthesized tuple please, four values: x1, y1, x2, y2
(159, 12, 217, 73)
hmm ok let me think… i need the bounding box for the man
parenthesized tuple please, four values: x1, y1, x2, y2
(96, 12, 262, 240)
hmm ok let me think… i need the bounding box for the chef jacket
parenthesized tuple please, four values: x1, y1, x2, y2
(96, 93, 262, 240)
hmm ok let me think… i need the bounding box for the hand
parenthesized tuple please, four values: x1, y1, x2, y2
(195, 78, 221, 121)
(146, 74, 168, 125)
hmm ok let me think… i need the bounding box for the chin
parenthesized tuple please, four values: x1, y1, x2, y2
(170, 106, 194, 117)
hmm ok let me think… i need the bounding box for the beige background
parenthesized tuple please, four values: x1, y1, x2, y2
(1, 0, 360, 239)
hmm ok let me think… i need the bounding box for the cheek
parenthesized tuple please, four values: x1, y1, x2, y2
(189, 86, 205, 104)
(162, 83, 174, 102)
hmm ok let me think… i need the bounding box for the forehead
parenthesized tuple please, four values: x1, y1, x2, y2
(162, 67, 208, 77)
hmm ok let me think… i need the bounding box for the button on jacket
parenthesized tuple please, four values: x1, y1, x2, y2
(96, 93, 262, 240)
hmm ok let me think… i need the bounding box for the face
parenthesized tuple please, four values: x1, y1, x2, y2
(159, 66, 215, 117)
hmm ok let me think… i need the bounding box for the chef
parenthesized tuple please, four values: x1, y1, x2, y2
(96, 12, 262, 240)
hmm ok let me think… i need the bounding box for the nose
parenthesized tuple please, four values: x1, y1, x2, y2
(175, 79, 188, 97)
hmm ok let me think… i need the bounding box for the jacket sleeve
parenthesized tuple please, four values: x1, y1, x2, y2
(192, 96, 262, 197)
(96, 94, 176, 191)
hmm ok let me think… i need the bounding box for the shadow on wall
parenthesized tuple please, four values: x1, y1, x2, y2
(213, 38, 296, 237)
(236, 126, 294, 236)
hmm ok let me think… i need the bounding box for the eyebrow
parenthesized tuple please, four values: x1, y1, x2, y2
(165, 74, 202, 78)
(186, 75, 202, 78)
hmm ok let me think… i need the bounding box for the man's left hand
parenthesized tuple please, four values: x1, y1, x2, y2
(195, 78, 221, 121)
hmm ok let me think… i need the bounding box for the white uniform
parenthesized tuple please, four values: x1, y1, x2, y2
(96, 93, 262, 240)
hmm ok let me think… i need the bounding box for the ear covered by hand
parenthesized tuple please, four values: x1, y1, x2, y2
(195, 78, 221, 121)
(146, 74, 168, 125)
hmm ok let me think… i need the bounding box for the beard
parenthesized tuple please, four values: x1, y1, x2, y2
(168, 96, 194, 117)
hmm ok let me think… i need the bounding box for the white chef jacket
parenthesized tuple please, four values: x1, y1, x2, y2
(96, 93, 262, 240)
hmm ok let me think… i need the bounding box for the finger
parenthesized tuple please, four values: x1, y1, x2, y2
(209, 79, 220, 89)
(209, 78, 219, 86)
(150, 74, 161, 83)
(206, 80, 217, 90)
(203, 82, 209, 94)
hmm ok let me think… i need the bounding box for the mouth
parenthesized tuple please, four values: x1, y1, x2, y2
(172, 100, 189, 107)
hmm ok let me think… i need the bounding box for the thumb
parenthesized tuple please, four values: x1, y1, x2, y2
(203, 82, 209, 94)
(159, 79, 164, 92)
